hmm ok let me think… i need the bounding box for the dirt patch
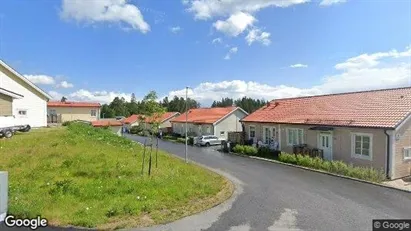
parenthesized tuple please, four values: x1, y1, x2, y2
(383, 178, 411, 192)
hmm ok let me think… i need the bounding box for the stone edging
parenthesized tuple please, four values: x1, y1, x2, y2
(226, 151, 411, 194)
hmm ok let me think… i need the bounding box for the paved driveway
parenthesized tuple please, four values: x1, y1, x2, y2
(126, 135, 411, 231)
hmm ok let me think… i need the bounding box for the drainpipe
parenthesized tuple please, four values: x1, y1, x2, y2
(384, 129, 390, 179)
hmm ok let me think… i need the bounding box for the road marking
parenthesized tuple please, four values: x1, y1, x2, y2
(227, 224, 251, 231)
(268, 208, 302, 231)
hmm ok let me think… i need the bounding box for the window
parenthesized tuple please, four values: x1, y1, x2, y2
(91, 109, 97, 117)
(287, 128, 304, 146)
(249, 126, 256, 139)
(263, 126, 276, 144)
(220, 131, 225, 136)
(404, 147, 411, 160)
(351, 133, 372, 160)
(18, 110, 27, 116)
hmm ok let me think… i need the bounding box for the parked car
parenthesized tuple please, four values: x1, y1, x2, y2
(195, 135, 225, 146)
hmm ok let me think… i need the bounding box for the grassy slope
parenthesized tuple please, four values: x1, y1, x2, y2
(0, 124, 232, 230)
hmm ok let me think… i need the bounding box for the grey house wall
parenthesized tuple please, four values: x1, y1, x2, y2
(214, 109, 247, 139)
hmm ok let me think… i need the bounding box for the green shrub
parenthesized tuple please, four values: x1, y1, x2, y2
(257, 146, 272, 157)
(295, 154, 313, 167)
(62, 121, 72, 126)
(176, 138, 186, 143)
(129, 125, 143, 134)
(188, 137, 194, 145)
(233, 145, 245, 154)
(278, 152, 297, 164)
(245, 146, 258, 155)
(278, 152, 385, 182)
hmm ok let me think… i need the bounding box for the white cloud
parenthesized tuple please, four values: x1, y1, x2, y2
(186, 0, 309, 20)
(167, 46, 411, 105)
(170, 26, 182, 33)
(213, 12, 255, 36)
(245, 28, 271, 46)
(290, 63, 308, 68)
(224, 47, 238, 60)
(60, 0, 150, 33)
(24, 74, 56, 85)
(212, 37, 223, 44)
(319, 0, 347, 6)
(56, 81, 74, 88)
(68, 89, 132, 104)
(48, 91, 64, 100)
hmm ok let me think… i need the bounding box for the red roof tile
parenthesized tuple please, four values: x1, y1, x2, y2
(123, 114, 143, 124)
(241, 87, 411, 129)
(92, 120, 122, 127)
(144, 112, 180, 123)
(171, 107, 237, 124)
(48, 101, 101, 108)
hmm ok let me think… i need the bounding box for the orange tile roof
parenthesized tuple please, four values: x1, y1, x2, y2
(144, 112, 180, 123)
(241, 87, 411, 129)
(123, 114, 143, 124)
(92, 120, 123, 127)
(48, 101, 101, 108)
(171, 107, 237, 124)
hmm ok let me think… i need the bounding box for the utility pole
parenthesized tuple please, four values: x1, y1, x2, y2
(185, 86, 189, 163)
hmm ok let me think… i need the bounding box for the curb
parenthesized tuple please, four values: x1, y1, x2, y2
(224, 151, 411, 194)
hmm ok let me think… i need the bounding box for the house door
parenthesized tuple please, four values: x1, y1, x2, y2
(318, 133, 332, 160)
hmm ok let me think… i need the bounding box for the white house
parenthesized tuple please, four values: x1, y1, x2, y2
(170, 106, 248, 139)
(0, 60, 51, 127)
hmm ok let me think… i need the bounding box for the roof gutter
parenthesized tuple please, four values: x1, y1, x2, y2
(384, 129, 390, 179)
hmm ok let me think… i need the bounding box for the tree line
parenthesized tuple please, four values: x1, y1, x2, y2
(211, 96, 267, 113)
(99, 92, 267, 118)
(100, 92, 201, 118)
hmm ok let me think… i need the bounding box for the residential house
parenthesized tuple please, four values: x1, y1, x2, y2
(47, 101, 101, 123)
(123, 114, 142, 130)
(140, 112, 180, 133)
(241, 87, 411, 179)
(171, 107, 248, 139)
(91, 120, 123, 136)
(0, 60, 51, 127)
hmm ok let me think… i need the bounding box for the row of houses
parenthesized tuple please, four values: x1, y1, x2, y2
(0, 59, 410, 180)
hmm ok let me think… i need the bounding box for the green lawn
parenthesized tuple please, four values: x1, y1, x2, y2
(0, 123, 232, 230)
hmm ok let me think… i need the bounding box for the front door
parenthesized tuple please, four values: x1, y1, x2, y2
(318, 133, 333, 160)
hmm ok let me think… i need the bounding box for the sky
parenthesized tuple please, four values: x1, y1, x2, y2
(0, 0, 410, 105)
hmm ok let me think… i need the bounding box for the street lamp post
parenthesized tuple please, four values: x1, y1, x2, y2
(185, 86, 189, 163)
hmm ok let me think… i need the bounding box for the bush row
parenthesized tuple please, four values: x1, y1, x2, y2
(278, 153, 386, 183)
(232, 145, 279, 159)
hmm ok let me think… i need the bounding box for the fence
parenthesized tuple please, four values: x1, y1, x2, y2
(47, 114, 62, 124)
(227, 131, 246, 145)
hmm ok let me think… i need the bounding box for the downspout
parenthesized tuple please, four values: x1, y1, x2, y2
(384, 129, 390, 179)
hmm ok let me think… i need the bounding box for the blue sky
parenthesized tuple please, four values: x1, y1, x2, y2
(0, 0, 410, 105)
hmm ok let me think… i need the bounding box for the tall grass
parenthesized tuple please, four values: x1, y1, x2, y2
(0, 123, 231, 229)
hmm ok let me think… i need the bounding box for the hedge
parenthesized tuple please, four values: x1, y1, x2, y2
(278, 153, 386, 183)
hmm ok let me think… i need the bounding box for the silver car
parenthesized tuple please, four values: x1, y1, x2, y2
(195, 135, 225, 146)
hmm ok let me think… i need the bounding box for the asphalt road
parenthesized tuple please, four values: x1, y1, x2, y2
(126, 135, 411, 231)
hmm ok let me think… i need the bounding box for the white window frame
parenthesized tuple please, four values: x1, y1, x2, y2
(91, 109, 97, 117)
(404, 147, 411, 160)
(249, 125, 256, 139)
(351, 133, 373, 161)
(220, 131, 225, 136)
(263, 126, 276, 144)
(17, 109, 28, 118)
(286, 128, 304, 146)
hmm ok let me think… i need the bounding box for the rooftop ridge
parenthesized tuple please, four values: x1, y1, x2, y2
(270, 86, 411, 102)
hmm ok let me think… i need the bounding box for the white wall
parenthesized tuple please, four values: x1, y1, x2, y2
(0, 171, 7, 222)
(214, 109, 247, 139)
(0, 67, 48, 127)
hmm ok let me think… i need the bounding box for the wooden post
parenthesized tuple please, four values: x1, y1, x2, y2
(155, 137, 159, 168)
(0, 171, 7, 222)
(148, 137, 153, 176)
(141, 140, 147, 175)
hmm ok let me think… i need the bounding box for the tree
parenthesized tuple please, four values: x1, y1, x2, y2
(100, 104, 115, 118)
(234, 96, 266, 113)
(161, 96, 200, 113)
(131, 93, 137, 103)
(109, 97, 129, 117)
(211, 97, 234, 108)
(61, 96, 67, 102)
